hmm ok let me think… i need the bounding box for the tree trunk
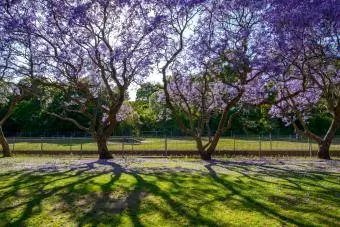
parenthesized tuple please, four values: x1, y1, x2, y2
(206, 135, 221, 156)
(96, 135, 113, 159)
(195, 137, 212, 160)
(318, 142, 331, 160)
(317, 118, 339, 160)
(204, 106, 239, 159)
(200, 151, 212, 161)
(0, 126, 11, 157)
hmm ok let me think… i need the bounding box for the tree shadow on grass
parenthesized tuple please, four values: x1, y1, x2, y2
(0, 159, 339, 226)
(71, 160, 340, 226)
(77, 160, 218, 226)
(1, 168, 106, 226)
(204, 162, 305, 226)
(206, 160, 340, 225)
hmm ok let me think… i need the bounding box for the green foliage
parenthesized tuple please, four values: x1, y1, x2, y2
(1, 82, 336, 136)
(308, 105, 333, 136)
(132, 101, 158, 131)
(136, 82, 161, 102)
(11, 99, 41, 132)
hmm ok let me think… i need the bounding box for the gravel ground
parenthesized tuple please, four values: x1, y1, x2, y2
(1, 157, 339, 175)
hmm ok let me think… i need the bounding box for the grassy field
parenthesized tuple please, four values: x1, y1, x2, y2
(0, 157, 339, 226)
(7, 137, 340, 153)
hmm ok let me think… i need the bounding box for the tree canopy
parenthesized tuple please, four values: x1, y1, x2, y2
(0, 0, 338, 159)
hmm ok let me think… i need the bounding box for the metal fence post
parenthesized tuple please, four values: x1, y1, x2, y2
(259, 135, 261, 158)
(40, 137, 43, 156)
(80, 141, 83, 159)
(270, 133, 272, 152)
(233, 135, 236, 153)
(63, 136, 66, 152)
(12, 137, 15, 154)
(308, 137, 312, 157)
(165, 133, 168, 157)
(70, 136, 72, 155)
(122, 136, 125, 157)
(132, 135, 134, 152)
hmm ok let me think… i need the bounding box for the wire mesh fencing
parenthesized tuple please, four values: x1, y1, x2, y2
(5, 134, 340, 157)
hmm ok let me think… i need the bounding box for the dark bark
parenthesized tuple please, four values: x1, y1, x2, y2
(208, 109, 230, 152)
(0, 126, 11, 157)
(195, 138, 212, 160)
(192, 109, 230, 160)
(200, 151, 212, 161)
(317, 118, 340, 160)
(206, 137, 220, 156)
(96, 135, 113, 159)
(318, 143, 331, 160)
(204, 111, 241, 157)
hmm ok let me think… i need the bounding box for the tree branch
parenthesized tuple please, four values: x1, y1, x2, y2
(46, 111, 91, 133)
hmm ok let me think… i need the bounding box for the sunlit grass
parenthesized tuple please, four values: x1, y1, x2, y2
(0, 157, 339, 226)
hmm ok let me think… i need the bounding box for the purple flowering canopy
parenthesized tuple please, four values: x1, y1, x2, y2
(156, 0, 270, 159)
(266, 0, 339, 159)
(0, 0, 40, 156)
(0, 0, 165, 158)
(0, 0, 338, 159)
(39, 0, 164, 158)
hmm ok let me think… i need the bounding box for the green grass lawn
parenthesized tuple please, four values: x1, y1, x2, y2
(0, 157, 339, 226)
(7, 137, 340, 153)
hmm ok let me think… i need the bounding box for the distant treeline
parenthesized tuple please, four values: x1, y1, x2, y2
(2, 83, 334, 137)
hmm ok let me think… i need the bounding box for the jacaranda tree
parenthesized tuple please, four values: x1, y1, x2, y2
(0, 0, 39, 157)
(267, 0, 339, 159)
(21, 0, 165, 159)
(158, 0, 269, 160)
(0, 0, 338, 160)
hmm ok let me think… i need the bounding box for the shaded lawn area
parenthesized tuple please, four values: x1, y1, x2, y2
(0, 157, 339, 226)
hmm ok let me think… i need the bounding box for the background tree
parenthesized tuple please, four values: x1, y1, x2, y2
(136, 82, 160, 102)
(132, 82, 161, 134)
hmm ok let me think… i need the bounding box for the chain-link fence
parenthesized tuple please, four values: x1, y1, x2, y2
(5, 134, 340, 157)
